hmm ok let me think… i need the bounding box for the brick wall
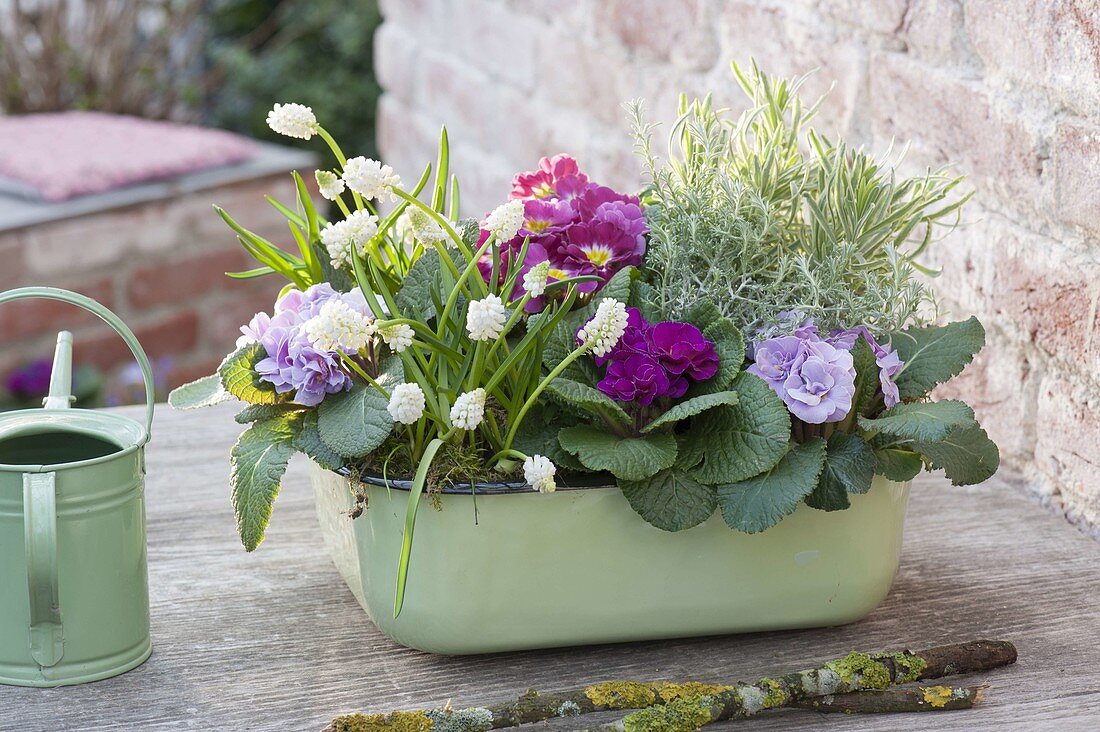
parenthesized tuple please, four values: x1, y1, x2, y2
(0, 176, 292, 401)
(374, 0, 1100, 535)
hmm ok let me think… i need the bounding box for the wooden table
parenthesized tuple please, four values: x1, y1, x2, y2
(3, 403, 1100, 730)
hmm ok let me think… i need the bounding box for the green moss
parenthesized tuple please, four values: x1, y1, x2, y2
(621, 695, 716, 732)
(329, 710, 432, 731)
(757, 678, 789, 708)
(891, 652, 928, 684)
(824, 652, 891, 690)
(921, 685, 955, 708)
(584, 681, 658, 709)
(655, 682, 734, 703)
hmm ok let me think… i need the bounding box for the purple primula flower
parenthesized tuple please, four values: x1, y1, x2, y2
(5, 359, 52, 399)
(649, 321, 719, 381)
(598, 352, 670, 406)
(781, 339, 857, 424)
(510, 154, 589, 200)
(560, 220, 643, 292)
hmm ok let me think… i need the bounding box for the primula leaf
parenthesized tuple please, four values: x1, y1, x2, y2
(542, 313, 601, 385)
(395, 248, 441, 321)
(806, 432, 875, 511)
(230, 414, 302, 551)
(295, 411, 345, 472)
(621, 469, 717, 531)
(632, 279, 663, 322)
(859, 399, 977, 442)
(511, 409, 585, 472)
(718, 438, 826, 533)
(641, 391, 739, 433)
(891, 317, 985, 400)
(914, 424, 999, 486)
(235, 403, 305, 424)
(218, 343, 285, 405)
(317, 382, 395, 459)
(684, 373, 791, 484)
(168, 374, 231, 409)
(695, 318, 746, 394)
(850, 339, 880, 418)
(545, 378, 631, 426)
(874, 447, 924, 482)
(558, 426, 677, 482)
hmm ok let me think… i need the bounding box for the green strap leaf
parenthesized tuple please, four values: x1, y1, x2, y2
(168, 374, 231, 409)
(914, 425, 999, 486)
(230, 415, 302, 551)
(684, 372, 791, 485)
(874, 447, 924, 482)
(545, 378, 631, 426)
(621, 469, 717, 532)
(891, 317, 985, 399)
(718, 438, 826, 534)
(558, 426, 678, 482)
(218, 343, 285, 405)
(394, 437, 446, 618)
(641, 391, 739, 433)
(858, 399, 977, 442)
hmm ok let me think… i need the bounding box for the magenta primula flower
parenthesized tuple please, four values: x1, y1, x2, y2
(560, 220, 644, 292)
(521, 198, 574, 237)
(649, 321, 720, 381)
(598, 353, 673, 406)
(510, 154, 589, 200)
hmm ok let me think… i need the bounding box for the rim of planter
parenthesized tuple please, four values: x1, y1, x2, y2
(333, 465, 613, 494)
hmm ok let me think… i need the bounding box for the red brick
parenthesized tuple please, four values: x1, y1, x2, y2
(1034, 374, 1100, 528)
(200, 284, 282, 351)
(127, 249, 255, 309)
(0, 277, 117, 344)
(821, 0, 910, 34)
(0, 231, 28, 289)
(597, 0, 719, 72)
(73, 310, 200, 372)
(374, 23, 420, 104)
(901, 0, 978, 69)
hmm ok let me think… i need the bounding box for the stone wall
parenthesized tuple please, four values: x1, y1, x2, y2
(374, 0, 1100, 535)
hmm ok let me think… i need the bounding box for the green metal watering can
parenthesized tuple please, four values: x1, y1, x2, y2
(0, 287, 154, 687)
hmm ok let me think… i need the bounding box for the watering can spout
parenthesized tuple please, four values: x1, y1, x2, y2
(42, 331, 74, 411)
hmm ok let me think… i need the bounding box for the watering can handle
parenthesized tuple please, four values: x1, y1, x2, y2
(0, 287, 156, 438)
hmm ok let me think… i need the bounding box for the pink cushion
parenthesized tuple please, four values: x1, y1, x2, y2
(0, 111, 261, 202)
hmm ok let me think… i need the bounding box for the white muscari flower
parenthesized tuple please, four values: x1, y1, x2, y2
(315, 170, 346, 201)
(522, 261, 551, 297)
(466, 294, 506, 341)
(387, 383, 426, 424)
(266, 102, 318, 140)
(485, 199, 524, 241)
(343, 156, 401, 200)
(523, 454, 557, 493)
(450, 388, 486, 430)
(304, 300, 376, 353)
(400, 207, 448, 244)
(379, 323, 415, 352)
(320, 209, 378, 268)
(577, 298, 629, 357)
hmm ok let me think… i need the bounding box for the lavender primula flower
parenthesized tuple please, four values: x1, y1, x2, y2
(860, 329, 904, 408)
(746, 335, 803, 388)
(781, 339, 857, 423)
(284, 336, 351, 406)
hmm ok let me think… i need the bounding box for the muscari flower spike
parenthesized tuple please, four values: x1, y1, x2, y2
(315, 170, 346, 201)
(450, 388, 487, 430)
(523, 454, 557, 493)
(266, 102, 319, 140)
(387, 383, 426, 424)
(320, 209, 378, 268)
(466, 294, 507, 342)
(342, 156, 401, 201)
(577, 298, 629, 358)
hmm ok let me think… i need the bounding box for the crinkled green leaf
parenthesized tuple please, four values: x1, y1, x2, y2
(545, 378, 630, 426)
(914, 424, 999, 486)
(511, 409, 585, 472)
(316, 362, 401, 458)
(230, 414, 302, 551)
(558, 426, 677, 482)
(695, 318, 746, 394)
(621, 469, 717, 531)
(806, 432, 875, 511)
(859, 399, 977, 442)
(168, 374, 231, 409)
(632, 279, 663, 322)
(874, 447, 924, 482)
(718, 438, 825, 533)
(235, 403, 305, 424)
(295, 410, 345, 472)
(685, 372, 791, 484)
(891, 317, 985, 400)
(541, 313, 600, 384)
(218, 343, 285, 405)
(642, 391, 739, 433)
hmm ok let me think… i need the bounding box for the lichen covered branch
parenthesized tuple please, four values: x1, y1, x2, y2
(323, 639, 1016, 731)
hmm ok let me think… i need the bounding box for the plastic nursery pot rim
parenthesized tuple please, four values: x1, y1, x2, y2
(333, 466, 612, 494)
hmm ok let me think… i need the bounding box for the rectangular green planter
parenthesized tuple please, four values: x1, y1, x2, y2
(311, 462, 910, 654)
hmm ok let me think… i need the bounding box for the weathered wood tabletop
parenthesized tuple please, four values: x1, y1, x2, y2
(3, 403, 1100, 731)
